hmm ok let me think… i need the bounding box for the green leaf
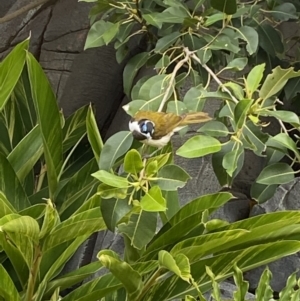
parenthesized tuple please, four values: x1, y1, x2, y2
(250, 183, 277, 204)
(155, 32, 181, 53)
(267, 133, 299, 156)
(140, 186, 167, 212)
(208, 34, 240, 53)
(237, 26, 258, 55)
(256, 268, 273, 301)
(257, 23, 284, 57)
(92, 170, 129, 188)
(124, 149, 143, 175)
(271, 3, 298, 21)
(101, 198, 131, 231)
(123, 52, 149, 97)
(26, 52, 63, 198)
(233, 265, 249, 301)
(0, 39, 28, 111)
(45, 261, 103, 297)
(234, 99, 253, 129)
(159, 250, 191, 282)
(118, 209, 157, 249)
(86, 105, 103, 164)
(59, 273, 122, 301)
(261, 110, 300, 126)
(0, 264, 21, 301)
(284, 77, 300, 101)
(256, 163, 294, 185)
(176, 135, 222, 158)
(211, 0, 237, 14)
(98, 184, 128, 199)
(166, 101, 187, 116)
(225, 58, 248, 71)
(0, 153, 31, 210)
(84, 20, 119, 49)
(0, 191, 16, 218)
(222, 145, 244, 177)
(7, 125, 43, 182)
(259, 66, 300, 100)
(99, 131, 133, 171)
(151, 164, 190, 191)
(97, 250, 143, 300)
(245, 64, 265, 98)
(198, 121, 229, 137)
(143, 13, 163, 28)
(43, 208, 106, 250)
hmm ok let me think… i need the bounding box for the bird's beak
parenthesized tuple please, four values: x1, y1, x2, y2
(132, 130, 147, 141)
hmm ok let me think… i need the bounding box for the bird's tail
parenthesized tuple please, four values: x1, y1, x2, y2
(180, 112, 211, 125)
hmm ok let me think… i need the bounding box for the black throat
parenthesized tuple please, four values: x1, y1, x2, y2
(132, 130, 147, 141)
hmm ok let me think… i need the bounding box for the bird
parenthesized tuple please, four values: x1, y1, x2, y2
(129, 110, 212, 148)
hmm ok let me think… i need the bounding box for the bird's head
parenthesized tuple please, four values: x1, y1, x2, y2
(129, 118, 155, 141)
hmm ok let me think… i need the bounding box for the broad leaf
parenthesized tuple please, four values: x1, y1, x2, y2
(256, 163, 294, 185)
(118, 209, 157, 249)
(140, 186, 167, 212)
(99, 131, 133, 170)
(124, 149, 144, 175)
(92, 170, 129, 188)
(26, 52, 63, 198)
(0, 264, 21, 301)
(151, 164, 190, 191)
(176, 135, 222, 158)
(211, 0, 237, 14)
(0, 39, 28, 111)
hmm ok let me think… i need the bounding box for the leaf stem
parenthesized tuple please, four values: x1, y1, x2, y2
(188, 50, 239, 104)
(136, 268, 162, 301)
(25, 245, 42, 301)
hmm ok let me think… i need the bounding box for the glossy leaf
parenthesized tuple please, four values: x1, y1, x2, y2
(176, 135, 222, 158)
(140, 186, 167, 212)
(118, 209, 157, 249)
(151, 164, 190, 191)
(257, 24, 284, 57)
(211, 0, 237, 14)
(250, 182, 277, 204)
(98, 184, 128, 200)
(85, 20, 119, 49)
(256, 163, 294, 185)
(7, 125, 43, 182)
(271, 3, 298, 21)
(26, 52, 63, 198)
(155, 32, 181, 53)
(259, 66, 300, 100)
(86, 105, 103, 164)
(97, 250, 143, 300)
(198, 121, 229, 137)
(0, 39, 28, 111)
(62, 105, 89, 152)
(101, 198, 131, 231)
(0, 264, 21, 301)
(99, 131, 133, 171)
(0, 153, 30, 210)
(222, 145, 244, 177)
(237, 26, 258, 55)
(267, 133, 300, 156)
(123, 52, 149, 97)
(245, 64, 265, 98)
(124, 149, 144, 175)
(159, 250, 191, 282)
(92, 170, 129, 188)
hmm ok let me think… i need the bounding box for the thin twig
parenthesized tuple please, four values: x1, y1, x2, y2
(0, 0, 51, 24)
(158, 49, 191, 112)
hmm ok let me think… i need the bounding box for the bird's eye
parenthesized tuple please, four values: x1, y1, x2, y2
(141, 123, 148, 133)
(140, 120, 154, 136)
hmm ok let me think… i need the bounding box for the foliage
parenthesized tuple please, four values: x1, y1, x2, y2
(83, 0, 300, 204)
(1, 0, 300, 300)
(0, 38, 106, 300)
(187, 265, 300, 301)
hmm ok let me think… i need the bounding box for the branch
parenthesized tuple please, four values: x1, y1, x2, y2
(158, 49, 190, 112)
(188, 50, 239, 104)
(0, 0, 51, 24)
